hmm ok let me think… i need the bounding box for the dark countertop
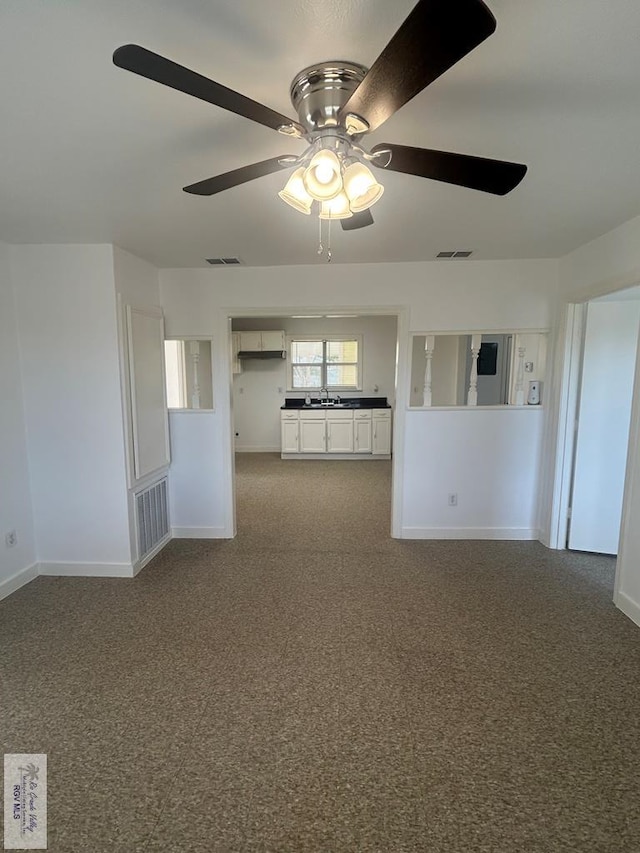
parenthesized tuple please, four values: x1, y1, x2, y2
(282, 397, 391, 410)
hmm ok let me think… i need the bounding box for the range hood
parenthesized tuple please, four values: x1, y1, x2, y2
(237, 350, 286, 360)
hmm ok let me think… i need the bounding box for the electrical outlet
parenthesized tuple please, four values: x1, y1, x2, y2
(448, 493, 458, 507)
(5, 530, 17, 548)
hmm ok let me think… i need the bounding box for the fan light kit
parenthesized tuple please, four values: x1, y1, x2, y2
(113, 0, 527, 261)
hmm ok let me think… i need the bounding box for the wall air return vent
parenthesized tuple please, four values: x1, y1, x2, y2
(135, 477, 170, 564)
(436, 250, 474, 258)
(205, 257, 242, 265)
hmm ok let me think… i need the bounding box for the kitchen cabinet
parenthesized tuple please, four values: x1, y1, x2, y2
(238, 330, 285, 352)
(231, 332, 242, 374)
(299, 417, 327, 453)
(372, 409, 392, 455)
(281, 407, 391, 457)
(280, 413, 299, 453)
(354, 416, 372, 453)
(327, 414, 354, 452)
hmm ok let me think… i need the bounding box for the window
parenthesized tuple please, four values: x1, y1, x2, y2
(289, 337, 361, 391)
(164, 338, 214, 410)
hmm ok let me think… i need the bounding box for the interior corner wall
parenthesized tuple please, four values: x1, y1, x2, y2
(10, 244, 132, 571)
(0, 243, 37, 597)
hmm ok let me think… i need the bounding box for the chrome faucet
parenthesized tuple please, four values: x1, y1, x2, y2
(320, 386, 330, 404)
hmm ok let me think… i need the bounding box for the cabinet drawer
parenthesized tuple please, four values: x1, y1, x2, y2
(300, 410, 327, 420)
(373, 409, 391, 419)
(326, 410, 353, 420)
(281, 411, 299, 420)
(354, 409, 372, 420)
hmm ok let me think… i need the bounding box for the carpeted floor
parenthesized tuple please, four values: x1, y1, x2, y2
(2, 453, 640, 852)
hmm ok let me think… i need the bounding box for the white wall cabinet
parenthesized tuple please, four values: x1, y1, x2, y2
(281, 408, 391, 457)
(239, 330, 285, 351)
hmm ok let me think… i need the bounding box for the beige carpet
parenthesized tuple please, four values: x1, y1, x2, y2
(1, 453, 639, 852)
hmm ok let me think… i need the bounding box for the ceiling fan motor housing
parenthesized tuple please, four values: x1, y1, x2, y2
(290, 62, 368, 133)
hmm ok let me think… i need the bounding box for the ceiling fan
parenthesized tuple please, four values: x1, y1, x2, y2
(113, 0, 526, 234)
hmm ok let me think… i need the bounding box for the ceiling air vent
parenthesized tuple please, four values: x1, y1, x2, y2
(437, 250, 474, 259)
(205, 257, 242, 265)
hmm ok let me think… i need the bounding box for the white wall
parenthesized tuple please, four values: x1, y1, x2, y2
(0, 243, 37, 598)
(232, 315, 397, 452)
(160, 259, 558, 538)
(402, 408, 544, 538)
(11, 245, 132, 572)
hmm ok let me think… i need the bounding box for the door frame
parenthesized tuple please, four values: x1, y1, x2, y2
(215, 304, 410, 539)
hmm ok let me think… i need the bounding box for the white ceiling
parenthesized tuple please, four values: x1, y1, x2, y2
(2, 0, 640, 268)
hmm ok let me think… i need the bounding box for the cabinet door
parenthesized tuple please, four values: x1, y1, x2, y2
(300, 420, 326, 453)
(372, 416, 391, 455)
(281, 419, 299, 453)
(261, 330, 285, 351)
(354, 419, 372, 453)
(231, 332, 242, 374)
(327, 419, 354, 453)
(239, 331, 263, 351)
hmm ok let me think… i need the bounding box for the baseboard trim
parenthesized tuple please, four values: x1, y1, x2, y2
(171, 526, 228, 539)
(38, 561, 135, 578)
(235, 446, 280, 453)
(0, 563, 39, 601)
(615, 590, 640, 629)
(400, 527, 539, 540)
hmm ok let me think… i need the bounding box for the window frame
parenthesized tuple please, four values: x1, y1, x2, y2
(287, 334, 363, 392)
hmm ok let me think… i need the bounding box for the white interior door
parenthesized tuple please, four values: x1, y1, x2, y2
(569, 300, 640, 554)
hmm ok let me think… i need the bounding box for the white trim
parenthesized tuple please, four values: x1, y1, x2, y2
(400, 527, 539, 540)
(125, 304, 171, 482)
(0, 563, 39, 601)
(546, 303, 585, 549)
(171, 526, 228, 539)
(614, 590, 640, 629)
(38, 561, 135, 577)
(220, 304, 407, 543)
(236, 445, 280, 453)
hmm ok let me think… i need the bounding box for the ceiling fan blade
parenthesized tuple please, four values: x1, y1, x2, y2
(339, 0, 496, 133)
(113, 44, 304, 135)
(371, 143, 526, 195)
(184, 157, 295, 196)
(341, 209, 375, 231)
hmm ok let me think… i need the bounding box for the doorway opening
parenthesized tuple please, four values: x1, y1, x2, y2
(228, 311, 401, 544)
(566, 289, 640, 555)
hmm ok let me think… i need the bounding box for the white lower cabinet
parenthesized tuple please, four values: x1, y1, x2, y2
(372, 409, 392, 455)
(299, 418, 327, 453)
(354, 418, 372, 453)
(281, 419, 299, 453)
(281, 407, 391, 457)
(327, 418, 354, 452)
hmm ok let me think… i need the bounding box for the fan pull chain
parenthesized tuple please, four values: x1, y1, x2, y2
(317, 215, 323, 255)
(327, 217, 332, 263)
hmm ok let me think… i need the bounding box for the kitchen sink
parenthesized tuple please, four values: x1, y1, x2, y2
(304, 402, 352, 409)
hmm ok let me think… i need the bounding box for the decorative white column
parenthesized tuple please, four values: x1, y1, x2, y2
(514, 345, 526, 405)
(467, 334, 482, 406)
(423, 335, 435, 406)
(189, 340, 201, 409)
